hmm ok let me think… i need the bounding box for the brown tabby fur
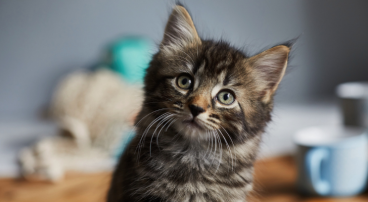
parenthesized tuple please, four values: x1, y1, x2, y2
(108, 5, 291, 202)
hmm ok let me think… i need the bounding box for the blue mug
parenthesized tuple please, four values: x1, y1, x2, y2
(294, 126, 368, 196)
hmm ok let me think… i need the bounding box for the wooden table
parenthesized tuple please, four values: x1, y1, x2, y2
(1, 156, 367, 202)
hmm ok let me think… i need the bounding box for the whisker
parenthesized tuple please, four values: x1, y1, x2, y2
(150, 114, 174, 156)
(204, 129, 211, 158)
(165, 117, 178, 132)
(217, 129, 233, 172)
(137, 114, 163, 157)
(214, 130, 222, 173)
(219, 126, 236, 170)
(136, 112, 170, 159)
(156, 116, 176, 147)
(211, 129, 217, 165)
(141, 112, 170, 145)
(152, 114, 174, 138)
(134, 108, 169, 127)
(170, 123, 186, 147)
(206, 129, 213, 160)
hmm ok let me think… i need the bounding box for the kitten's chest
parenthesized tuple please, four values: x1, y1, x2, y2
(141, 147, 238, 188)
(136, 151, 251, 202)
(129, 133, 256, 201)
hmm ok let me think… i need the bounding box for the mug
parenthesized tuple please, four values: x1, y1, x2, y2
(294, 126, 368, 196)
(336, 81, 368, 128)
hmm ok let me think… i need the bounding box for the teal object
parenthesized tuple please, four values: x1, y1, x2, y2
(114, 130, 136, 159)
(109, 37, 153, 83)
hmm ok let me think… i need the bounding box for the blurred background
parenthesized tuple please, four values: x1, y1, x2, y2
(0, 0, 368, 201)
(1, 0, 368, 118)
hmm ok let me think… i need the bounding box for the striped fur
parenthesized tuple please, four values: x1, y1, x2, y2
(108, 5, 290, 202)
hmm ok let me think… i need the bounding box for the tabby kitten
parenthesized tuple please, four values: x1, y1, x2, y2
(108, 5, 290, 202)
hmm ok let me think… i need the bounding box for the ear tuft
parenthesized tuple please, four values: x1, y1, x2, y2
(161, 5, 201, 52)
(248, 45, 290, 103)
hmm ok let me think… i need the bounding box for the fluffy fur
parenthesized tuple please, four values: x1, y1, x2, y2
(108, 5, 290, 202)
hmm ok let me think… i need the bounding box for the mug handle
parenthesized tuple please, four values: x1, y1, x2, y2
(306, 148, 330, 195)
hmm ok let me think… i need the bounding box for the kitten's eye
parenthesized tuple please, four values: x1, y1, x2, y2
(176, 74, 193, 89)
(217, 90, 235, 105)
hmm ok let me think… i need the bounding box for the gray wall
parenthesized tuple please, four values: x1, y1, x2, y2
(0, 0, 367, 119)
(304, 1, 368, 96)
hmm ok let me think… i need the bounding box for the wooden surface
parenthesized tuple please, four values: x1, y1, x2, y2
(250, 156, 368, 202)
(1, 156, 367, 202)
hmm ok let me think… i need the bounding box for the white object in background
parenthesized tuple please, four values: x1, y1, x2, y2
(0, 120, 57, 177)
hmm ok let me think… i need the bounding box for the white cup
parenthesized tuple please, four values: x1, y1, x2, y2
(294, 125, 368, 196)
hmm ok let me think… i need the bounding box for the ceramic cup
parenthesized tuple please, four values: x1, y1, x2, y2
(336, 82, 368, 128)
(294, 126, 368, 196)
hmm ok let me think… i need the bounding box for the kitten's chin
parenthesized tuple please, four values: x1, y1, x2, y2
(173, 120, 207, 140)
(182, 119, 204, 131)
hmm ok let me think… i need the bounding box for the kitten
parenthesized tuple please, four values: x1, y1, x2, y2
(108, 5, 290, 202)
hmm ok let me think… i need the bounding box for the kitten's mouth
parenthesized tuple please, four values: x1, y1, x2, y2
(182, 119, 204, 131)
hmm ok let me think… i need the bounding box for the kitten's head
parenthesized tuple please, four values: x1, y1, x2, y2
(143, 6, 290, 144)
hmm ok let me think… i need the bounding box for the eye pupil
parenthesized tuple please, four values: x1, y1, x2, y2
(223, 93, 229, 100)
(182, 78, 188, 85)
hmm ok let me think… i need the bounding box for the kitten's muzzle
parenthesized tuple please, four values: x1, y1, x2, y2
(189, 104, 205, 117)
(182, 118, 204, 131)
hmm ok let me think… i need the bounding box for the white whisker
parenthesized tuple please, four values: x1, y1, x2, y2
(211, 130, 217, 165)
(214, 130, 222, 173)
(136, 112, 170, 159)
(135, 108, 169, 127)
(165, 117, 178, 132)
(204, 129, 211, 158)
(219, 126, 236, 170)
(156, 116, 176, 147)
(150, 114, 174, 156)
(206, 129, 213, 160)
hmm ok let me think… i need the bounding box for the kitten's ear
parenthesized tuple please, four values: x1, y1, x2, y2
(248, 45, 290, 103)
(161, 5, 201, 51)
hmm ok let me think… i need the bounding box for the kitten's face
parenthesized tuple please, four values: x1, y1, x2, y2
(143, 6, 290, 144)
(157, 43, 253, 141)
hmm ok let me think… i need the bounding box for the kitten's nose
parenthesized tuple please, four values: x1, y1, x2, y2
(189, 104, 205, 117)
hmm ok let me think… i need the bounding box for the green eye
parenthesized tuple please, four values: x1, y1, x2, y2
(176, 74, 192, 89)
(217, 90, 235, 105)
